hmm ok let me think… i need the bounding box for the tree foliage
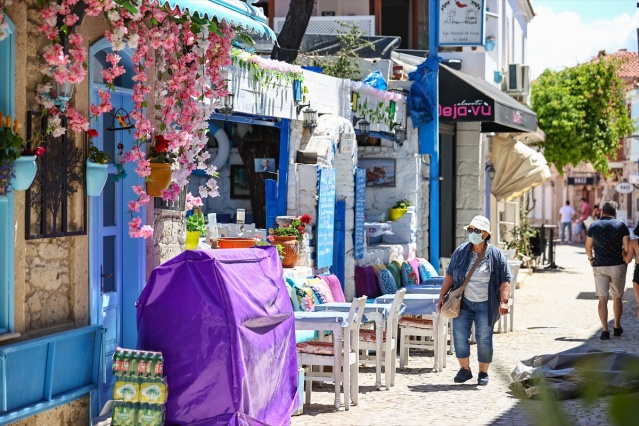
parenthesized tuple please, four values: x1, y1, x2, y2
(531, 57, 636, 174)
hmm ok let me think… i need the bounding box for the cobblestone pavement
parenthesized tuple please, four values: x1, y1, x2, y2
(291, 243, 639, 426)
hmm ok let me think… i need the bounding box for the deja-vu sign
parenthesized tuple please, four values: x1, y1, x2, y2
(439, 0, 486, 46)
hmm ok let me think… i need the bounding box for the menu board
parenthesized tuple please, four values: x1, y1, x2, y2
(354, 168, 366, 260)
(316, 168, 336, 269)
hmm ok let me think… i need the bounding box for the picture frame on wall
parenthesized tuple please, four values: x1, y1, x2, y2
(254, 158, 276, 173)
(230, 165, 251, 199)
(358, 158, 396, 188)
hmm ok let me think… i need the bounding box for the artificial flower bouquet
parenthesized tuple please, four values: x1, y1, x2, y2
(268, 214, 312, 243)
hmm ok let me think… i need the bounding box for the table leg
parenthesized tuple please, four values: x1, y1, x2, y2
(333, 330, 342, 410)
(375, 318, 382, 389)
(433, 314, 440, 372)
(343, 329, 351, 411)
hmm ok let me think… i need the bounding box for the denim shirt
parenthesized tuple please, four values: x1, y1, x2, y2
(445, 242, 511, 326)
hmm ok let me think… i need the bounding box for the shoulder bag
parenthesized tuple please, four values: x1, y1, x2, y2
(440, 245, 487, 319)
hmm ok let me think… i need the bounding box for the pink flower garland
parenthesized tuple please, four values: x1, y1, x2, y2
(35, 0, 234, 238)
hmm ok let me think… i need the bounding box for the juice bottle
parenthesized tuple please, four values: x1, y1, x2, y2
(121, 350, 131, 374)
(146, 352, 156, 377)
(154, 352, 164, 377)
(112, 350, 121, 375)
(129, 351, 138, 376)
(137, 351, 148, 376)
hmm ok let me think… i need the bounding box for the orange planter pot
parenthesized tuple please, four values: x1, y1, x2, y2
(217, 238, 256, 249)
(147, 163, 172, 197)
(272, 235, 299, 268)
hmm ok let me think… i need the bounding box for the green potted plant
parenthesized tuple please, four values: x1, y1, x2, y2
(268, 214, 312, 267)
(1, 113, 43, 197)
(86, 129, 113, 197)
(147, 134, 177, 197)
(185, 207, 207, 250)
(389, 199, 412, 221)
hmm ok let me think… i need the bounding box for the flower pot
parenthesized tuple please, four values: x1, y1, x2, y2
(185, 230, 201, 250)
(86, 160, 110, 197)
(217, 237, 256, 249)
(147, 163, 172, 197)
(273, 235, 299, 268)
(389, 207, 407, 221)
(11, 156, 37, 191)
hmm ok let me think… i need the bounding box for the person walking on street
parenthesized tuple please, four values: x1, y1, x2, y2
(592, 204, 601, 220)
(623, 222, 639, 320)
(437, 215, 511, 386)
(579, 197, 592, 243)
(559, 200, 576, 244)
(585, 201, 629, 339)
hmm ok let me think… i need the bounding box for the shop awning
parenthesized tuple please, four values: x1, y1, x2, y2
(439, 65, 538, 133)
(491, 136, 551, 201)
(157, 0, 276, 40)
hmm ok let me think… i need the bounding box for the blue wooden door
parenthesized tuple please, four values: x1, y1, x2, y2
(90, 90, 135, 408)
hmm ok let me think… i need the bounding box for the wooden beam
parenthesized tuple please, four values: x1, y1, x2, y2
(269, 0, 275, 30)
(373, 0, 382, 36)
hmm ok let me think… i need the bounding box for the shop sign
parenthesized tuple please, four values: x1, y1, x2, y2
(340, 132, 355, 154)
(354, 168, 366, 260)
(567, 176, 595, 186)
(438, 100, 492, 121)
(439, 0, 486, 46)
(628, 173, 639, 184)
(615, 182, 634, 194)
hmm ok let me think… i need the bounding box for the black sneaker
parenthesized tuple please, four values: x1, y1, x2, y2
(600, 330, 610, 340)
(613, 326, 623, 336)
(478, 372, 489, 386)
(454, 368, 473, 383)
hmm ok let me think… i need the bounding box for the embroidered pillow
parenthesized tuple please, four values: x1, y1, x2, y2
(401, 261, 418, 287)
(285, 277, 305, 311)
(385, 262, 402, 288)
(294, 285, 316, 312)
(284, 281, 301, 311)
(307, 277, 335, 304)
(355, 265, 381, 298)
(418, 257, 439, 277)
(377, 268, 397, 295)
(408, 258, 421, 284)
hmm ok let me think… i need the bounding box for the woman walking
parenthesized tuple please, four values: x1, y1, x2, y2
(623, 222, 639, 319)
(437, 215, 511, 385)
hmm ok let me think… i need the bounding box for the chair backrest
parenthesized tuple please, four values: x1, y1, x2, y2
(346, 296, 367, 330)
(439, 257, 451, 276)
(388, 289, 406, 337)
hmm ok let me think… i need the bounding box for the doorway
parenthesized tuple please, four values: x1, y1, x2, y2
(439, 131, 456, 258)
(381, 0, 410, 49)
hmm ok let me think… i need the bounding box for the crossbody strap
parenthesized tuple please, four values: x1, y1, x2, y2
(457, 244, 487, 295)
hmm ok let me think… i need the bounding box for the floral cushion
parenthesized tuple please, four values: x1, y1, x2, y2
(408, 258, 421, 284)
(398, 317, 434, 329)
(418, 257, 439, 278)
(291, 284, 317, 312)
(285, 277, 306, 311)
(307, 278, 335, 304)
(284, 281, 301, 311)
(401, 261, 418, 287)
(359, 329, 386, 343)
(377, 268, 397, 295)
(296, 341, 354, 355)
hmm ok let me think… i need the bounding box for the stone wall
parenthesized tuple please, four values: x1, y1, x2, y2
(455, 122, 484, 246)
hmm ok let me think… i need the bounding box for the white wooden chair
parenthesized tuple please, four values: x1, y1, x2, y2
(358, 289, 406, 390)
(497, 260, 521, 333)
(398, 311, 447, 372)
(296, 296, 367, 410)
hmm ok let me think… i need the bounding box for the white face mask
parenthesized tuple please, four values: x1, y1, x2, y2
(468, 232, 485, 245)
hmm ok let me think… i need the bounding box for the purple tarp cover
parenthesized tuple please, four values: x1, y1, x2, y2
(136, 246, 298, 426)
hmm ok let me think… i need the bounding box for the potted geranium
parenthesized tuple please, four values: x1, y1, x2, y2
(147, 134, 176, 197)
(86, 129, 113, 197)
(0, 113, 44, 197)
(268, 214, 312, 267)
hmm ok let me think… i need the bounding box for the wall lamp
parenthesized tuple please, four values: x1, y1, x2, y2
(43, 80, 75, 112)
(219, 93, 235, 119)
(353, 116, 370, 138)
(303, 106, 318, 130)
(296, 102, 310, 116)
(391, 122, 407, 146)
(486, 162, 496, 179)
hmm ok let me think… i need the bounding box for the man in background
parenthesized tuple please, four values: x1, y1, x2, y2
(579, 197, 592, 242)
(585, 201, 629, 340)
(559, 200, 576, 244)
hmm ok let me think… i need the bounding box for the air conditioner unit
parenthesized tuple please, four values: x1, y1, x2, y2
(507, 63, 530, 94)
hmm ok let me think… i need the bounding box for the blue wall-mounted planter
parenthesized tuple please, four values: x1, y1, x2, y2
(11, 156, 37, 191)
(494, 70, 503, 84)
(485, 38, 496, 52)
(86, 160, 109, 197)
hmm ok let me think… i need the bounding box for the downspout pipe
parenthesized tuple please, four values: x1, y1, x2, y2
(422, 0, 440, 265)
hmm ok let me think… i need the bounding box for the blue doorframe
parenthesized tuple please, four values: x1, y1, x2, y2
(0, 15, 16, 336)
(331, 200, 346, 287)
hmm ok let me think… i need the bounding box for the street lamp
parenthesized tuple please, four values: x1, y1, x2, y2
(303, 106, 317, 130)
(353, 116, 370, 138)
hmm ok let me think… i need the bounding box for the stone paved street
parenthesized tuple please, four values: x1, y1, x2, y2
(291, 244, 639, 426)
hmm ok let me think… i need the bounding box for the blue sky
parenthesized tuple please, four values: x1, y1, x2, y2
(528, 0, 638, 77)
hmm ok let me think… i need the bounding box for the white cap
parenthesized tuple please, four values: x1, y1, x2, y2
(463, 215, 491, 234)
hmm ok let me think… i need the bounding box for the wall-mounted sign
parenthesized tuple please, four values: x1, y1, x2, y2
(353, 168, 366, 260)
(567, 176, 596, 186)
(438, 0, 486, 46)
(340, 132, 355, 154)
(615, 182, 634, 194)
(629, 173, 639, 184)
(316, 168, 336, 269)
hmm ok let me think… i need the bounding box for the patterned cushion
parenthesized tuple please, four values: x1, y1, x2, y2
(401, 262, 418, 287)
(284, 281, 302, 311)
(307, 278, 335, 304)
(305, 278, 328, 304)
(296, 341, 355, 355)
(418, 264, 430, 282)
(293, 285, 316, 312)
(355, 265, 381, 298)
(408, 259, 421, 284)
(285, 277, 306, 311)
(359, 329, 386, 343)
(418, 258, 439, 278)
(318, 275, 346, 302)
(377, 268, 397, 295)
(398, 317, 434, 329)
(385, 262, 402, 288)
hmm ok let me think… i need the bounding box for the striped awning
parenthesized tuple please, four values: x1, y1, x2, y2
(157, 0, 276, 40)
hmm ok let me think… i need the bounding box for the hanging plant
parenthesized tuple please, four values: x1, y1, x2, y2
(34, 0, 247, 238)
(230, 48, 306, 92)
